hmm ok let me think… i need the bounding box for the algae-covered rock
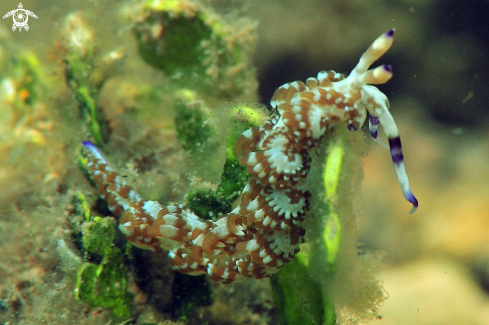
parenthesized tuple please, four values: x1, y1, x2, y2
(0, 51, 47, 146)
(174, 92, 215, 151)
(130, 0, 257, 97)
(72, 194, 132, 320)
(62, 13, 125, 147)
(75, 248, 132, 319)
(183, 105, 265, 219)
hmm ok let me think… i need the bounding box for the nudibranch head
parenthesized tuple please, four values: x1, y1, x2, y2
(269, 29, 418, 213)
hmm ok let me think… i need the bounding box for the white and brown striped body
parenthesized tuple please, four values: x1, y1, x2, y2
(81, 30, 418, 284)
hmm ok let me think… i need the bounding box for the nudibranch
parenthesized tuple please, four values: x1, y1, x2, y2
(81, 29, 417, 283)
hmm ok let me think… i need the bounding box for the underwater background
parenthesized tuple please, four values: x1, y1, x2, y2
(0, 0, 488, 324)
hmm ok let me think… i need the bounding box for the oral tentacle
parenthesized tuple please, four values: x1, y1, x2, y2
(351, 64, 393, 88)
(351, 29, 395, 77)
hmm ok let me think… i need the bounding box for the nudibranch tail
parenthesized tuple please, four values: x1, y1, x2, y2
(82, 141, 142, 217)
(82, 140, 108, 164)
(81, 140, 307, 283)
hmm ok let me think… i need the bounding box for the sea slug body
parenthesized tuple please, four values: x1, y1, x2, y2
(81, 30, 417, 283)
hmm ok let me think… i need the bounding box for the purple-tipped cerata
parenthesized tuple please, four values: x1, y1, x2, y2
(82, 140, 95, 147)
(81, 141, 107, 164)
(405, 191, 419, 214)
(388, 136, 404, 165)
(369, 115, 380, 138)
(385, 28, 395, 37)
(383, 64, 392, 72)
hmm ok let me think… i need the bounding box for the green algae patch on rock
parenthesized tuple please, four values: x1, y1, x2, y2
(73, 211, 132, 319)
(62, 13, 126, 147)
(75, 247, 132, 319)
(183, 105, 266, 219)
(131, 0, 256, 96)
(174, 94, 215, 151)
(81, 217, 115, 256)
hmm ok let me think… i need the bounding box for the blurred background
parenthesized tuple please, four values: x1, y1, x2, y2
(0, 0, 488, 324)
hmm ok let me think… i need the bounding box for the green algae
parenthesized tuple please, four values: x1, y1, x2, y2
(270, 251, 332, 325)
(183, 105, 264, 219)
(0, 51, 44, 140)
(186, 158, 249, 219)
(62, 13, 125, 147)
(131, 0, 254, 96)
(11, 52, 42, 107)
(75, 248, 132, 319)
(72, 194, 132, 319)
(135, 13, 213, 81)
(269, 133, 348, 325)
(174, 94, 215, 152)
